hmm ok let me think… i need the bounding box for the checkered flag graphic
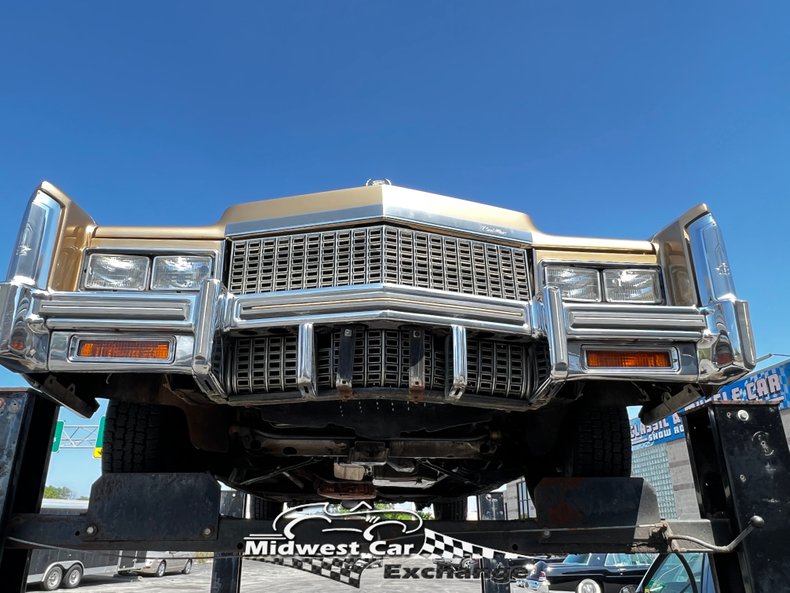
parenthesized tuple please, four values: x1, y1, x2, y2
(419, 528, 524, 562)
(249, 555, 377, 588)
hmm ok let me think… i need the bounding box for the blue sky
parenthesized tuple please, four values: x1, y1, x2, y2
(1, 2, 789, 496)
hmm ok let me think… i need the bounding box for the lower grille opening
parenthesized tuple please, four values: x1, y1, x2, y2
(227, 329, 549, 401)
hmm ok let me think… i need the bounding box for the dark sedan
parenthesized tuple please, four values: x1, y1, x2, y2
(523, 553, 656, 593)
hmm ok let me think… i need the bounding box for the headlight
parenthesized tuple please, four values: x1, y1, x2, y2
(151, 255, 212, 291)
(603, 269, 661, 303)
(84, 254, 150, 291)
(544, 266, 601, 302)
(7, 191, 62, 287)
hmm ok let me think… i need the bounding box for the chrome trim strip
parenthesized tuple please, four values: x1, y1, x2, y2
(543, 286, 568, 380)
(232, 283, 530, 333)
(38, 292, 196, 327)
(567, 307, 706, 329)
(297, 323, 316, 399)
(447, 325, 467, 400)
(233, 309, 531, 335)
(225, 203, 534, 245)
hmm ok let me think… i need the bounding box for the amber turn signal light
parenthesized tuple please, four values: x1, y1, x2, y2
(586, 350, 672, 368)
(78, 340, 171, 360)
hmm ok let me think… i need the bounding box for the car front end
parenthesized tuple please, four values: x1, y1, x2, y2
(0, 181, 756, 503)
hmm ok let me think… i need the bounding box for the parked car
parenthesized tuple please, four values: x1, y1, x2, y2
(521, 553, 656, 593)
(117, 551, 193, 577)
(0, 182, 755, 512)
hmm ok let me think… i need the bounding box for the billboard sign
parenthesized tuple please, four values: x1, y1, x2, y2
(631, 359, 790, 449)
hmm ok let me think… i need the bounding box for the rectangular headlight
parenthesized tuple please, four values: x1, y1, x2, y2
(603, 269, 661, 303)
(545, 266, 601, 302)
(151, 255, 212, 291)
(84, 254, 150, 291)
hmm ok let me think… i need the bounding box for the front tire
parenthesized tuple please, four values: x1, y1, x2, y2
(564, 407, 631, 477)
(250, 496, 284, 520)
(102, 401, 193, 473)
(433, 499, 468, 521)
(62, 565, 83, 589)
(526, 406, 631, 498)
(576, 578, 602, 593)
(155, 560, 167, 577)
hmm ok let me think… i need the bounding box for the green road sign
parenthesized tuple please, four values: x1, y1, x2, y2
(93, 415, 106, 458)
(52, 420, 64, 452)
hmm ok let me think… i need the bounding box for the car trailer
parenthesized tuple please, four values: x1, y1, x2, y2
(1, 388, 788, 593)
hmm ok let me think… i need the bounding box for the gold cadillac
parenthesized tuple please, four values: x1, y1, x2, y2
(0, 181, 755, 518)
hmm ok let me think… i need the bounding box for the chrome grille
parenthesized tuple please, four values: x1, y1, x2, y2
(229, 225, 530, 300)
(315, 330, 447, 390)
(232, 335, 299, 393)
(228, 330, 546, 400)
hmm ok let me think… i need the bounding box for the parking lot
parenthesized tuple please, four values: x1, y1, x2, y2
(29, 557, 487, 593)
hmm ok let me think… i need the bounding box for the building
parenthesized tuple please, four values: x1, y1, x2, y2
(505, 360, 790, 521)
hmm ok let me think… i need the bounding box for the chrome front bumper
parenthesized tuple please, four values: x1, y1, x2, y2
(0, 269, 755, 409)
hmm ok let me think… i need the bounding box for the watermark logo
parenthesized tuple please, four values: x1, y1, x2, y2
(243, 501, 423, 557)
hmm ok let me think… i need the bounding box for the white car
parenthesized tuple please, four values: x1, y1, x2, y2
(118, 551, 193, 577)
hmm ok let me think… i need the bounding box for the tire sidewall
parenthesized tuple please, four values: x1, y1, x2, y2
(64, 565, 83, 589)
(156, 560, 167, 577)
(183, 559, 193, 574)
(42, 566, 63, 591)
(576, 578, 602, 593)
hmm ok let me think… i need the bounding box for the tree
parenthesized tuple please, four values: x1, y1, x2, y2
(43, 485, 75, 499)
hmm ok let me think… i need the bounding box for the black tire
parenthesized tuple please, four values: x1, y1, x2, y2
(433, 499, 468, 521)
(62, 564, 83, 589)
(102, 401, 192, 473)
(155, 560, 167, 577)
(564, 407, 631, 477)
(42, 566, 63, 591)
(250, 496, 283, 520)
(182, 559, 193, 574)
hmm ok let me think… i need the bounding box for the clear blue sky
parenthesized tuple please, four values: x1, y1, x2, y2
(1, 2, 789, 496)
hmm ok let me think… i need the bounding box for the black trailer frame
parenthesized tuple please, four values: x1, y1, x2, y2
(1, 388, 789, 592)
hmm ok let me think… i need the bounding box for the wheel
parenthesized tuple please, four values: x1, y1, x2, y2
(42, 566, 63, 591)
(102, 401, 193, 473)
(155, 560, 167, 577)
(459, 557, 477, 571)
(62, 564, 83, 589)
(564, 407, 631, 477)
(433, 499, 468, 521)
(250, 496, 284, 520)
(182, 559, 193, 574)
(576, 578, 602, 593)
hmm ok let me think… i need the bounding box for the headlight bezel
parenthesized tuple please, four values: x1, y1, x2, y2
(81, 250, 216, 292)
(543, 262, 665, 305)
